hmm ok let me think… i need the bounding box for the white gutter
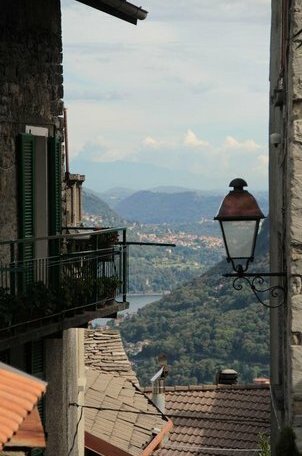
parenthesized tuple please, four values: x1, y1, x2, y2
(75, 0, 148, 25)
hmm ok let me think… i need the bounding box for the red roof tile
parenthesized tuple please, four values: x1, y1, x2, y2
(147, 384, 270, 456)
(0, 362, 47, 450)
(6, 406, 46, 448)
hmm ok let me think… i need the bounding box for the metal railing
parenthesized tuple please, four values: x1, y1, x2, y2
(0, 227, 128, 331)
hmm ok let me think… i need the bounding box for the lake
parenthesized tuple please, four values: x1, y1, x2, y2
(121, 293, 163, 314)
(92, 293, 163, 327)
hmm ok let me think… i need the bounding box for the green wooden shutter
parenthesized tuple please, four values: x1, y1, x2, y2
(17, 133, 35, 259)
(48, 136, 62, 237)
(48, 137, 62, 292)
(17, 134, 35, 289)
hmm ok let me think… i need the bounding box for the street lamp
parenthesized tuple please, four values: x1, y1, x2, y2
(215, 178, 285, 308)
(214, 178, 265, 274)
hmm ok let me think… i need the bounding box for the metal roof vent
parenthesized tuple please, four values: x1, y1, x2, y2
(151, 355, 168, 414)
(216, 368, 238, 385)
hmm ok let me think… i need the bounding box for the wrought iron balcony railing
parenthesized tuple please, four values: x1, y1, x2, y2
(0, 227, 128, 338)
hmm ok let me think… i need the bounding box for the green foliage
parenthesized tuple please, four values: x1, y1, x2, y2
(83, 189, 124, 226)
(0, 274, 121, 328)
(119, 221, 270, 387)
(258, 433, 271, 456)
(276, 427, 300, 456)
(128, 242, 222, 294)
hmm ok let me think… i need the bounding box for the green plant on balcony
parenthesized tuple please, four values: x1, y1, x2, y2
(57, 274, 121, 309)
(22, 281, 57, 318)
(0, 273, 121, 330)
(98, 229, 119, 247)
(101, 275, 121, 297)
(0, 287, 17, 326)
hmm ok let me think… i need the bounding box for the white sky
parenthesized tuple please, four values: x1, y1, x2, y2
(61, 0, 271, 191)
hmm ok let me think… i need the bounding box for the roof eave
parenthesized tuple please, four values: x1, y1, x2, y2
(141, 419, 173, 456)
(74, 0, 148, 25)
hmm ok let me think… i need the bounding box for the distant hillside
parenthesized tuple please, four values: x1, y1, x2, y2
(98, 187, 135, 208)
(82, 189, 124, 226)
(118, 219, 270, 386)
(114, 190, 268, 224)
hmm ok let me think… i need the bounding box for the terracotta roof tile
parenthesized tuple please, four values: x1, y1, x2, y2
(145, 384, 270, 456)
(85, 329, 138, 384)
(0, 362, 47, 450)
(85, 368, 171, 456)
(6, 406, 46, 448)
(85, 329, 174, 456)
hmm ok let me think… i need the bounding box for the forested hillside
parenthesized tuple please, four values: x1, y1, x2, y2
(119, 220, 270, 386)
(82, 188, 124, 226)
(82, 189, 224, 293)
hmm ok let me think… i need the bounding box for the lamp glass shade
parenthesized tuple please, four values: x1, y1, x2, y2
(220, 220, 258, 260)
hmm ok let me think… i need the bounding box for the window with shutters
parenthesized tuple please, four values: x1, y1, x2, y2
(48, 136, 62, 237)
(17, 133, 36, 268)
(17, 133, 62, 289)
(48, 136, 62, 260)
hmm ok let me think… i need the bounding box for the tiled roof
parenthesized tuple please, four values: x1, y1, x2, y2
(148, 384, 270, 456)
(6, 406, 46, 448)
(0, 362, 47, 450)
(85, 329, 138, 383)
(85, 369, 172, 456)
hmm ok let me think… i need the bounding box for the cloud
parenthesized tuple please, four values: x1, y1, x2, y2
(223, 136, 262, 152)
(142, 136, 164, 148)
(62, 0, 270, 190)
(127, 0, 270, 23)
(184, 130, 209, 148)
(253, 154, 269, 175)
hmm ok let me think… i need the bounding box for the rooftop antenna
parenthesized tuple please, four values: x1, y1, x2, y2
(151, 354, 168, 414)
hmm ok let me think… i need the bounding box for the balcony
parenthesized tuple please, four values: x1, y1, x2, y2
(0, 227, 128, 348)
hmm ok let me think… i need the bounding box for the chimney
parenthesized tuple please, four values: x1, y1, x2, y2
(216, 368, 238, 385)
(151, 365, 168, 414)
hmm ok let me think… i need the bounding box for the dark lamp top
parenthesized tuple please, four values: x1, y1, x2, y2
(215, 178, 265, 221)
(229, 178, 247, 190)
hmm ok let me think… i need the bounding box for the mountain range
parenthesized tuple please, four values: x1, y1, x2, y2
(83, 186, 268, 226)
(112, 189, 269, 224)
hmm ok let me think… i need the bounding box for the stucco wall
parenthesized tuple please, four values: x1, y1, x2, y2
(45, 329, 85, 456)
(0, 0, 63, 246)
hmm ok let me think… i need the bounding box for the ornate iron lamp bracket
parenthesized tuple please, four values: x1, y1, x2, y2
(223, 271, 287, 308)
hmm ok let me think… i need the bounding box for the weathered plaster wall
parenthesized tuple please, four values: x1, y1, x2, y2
(0, 0, 63, 245)
(45, 329, 85, 456)
(270, 0, 302, 451)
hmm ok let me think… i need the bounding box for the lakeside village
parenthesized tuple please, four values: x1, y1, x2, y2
(82, 212, 223, 251)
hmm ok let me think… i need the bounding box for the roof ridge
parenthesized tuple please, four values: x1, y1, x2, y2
(143, 383, 270, 392)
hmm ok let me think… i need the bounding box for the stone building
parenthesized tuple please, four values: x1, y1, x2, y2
(269, 0, 302, 452)
(0, 1, 147, 455)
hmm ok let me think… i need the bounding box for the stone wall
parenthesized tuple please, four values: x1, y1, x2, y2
(0, 0, 63, 248)
(270, 0, 302, 451)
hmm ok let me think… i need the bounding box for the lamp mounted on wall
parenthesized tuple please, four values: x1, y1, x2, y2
(214, 178, 286, 308)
